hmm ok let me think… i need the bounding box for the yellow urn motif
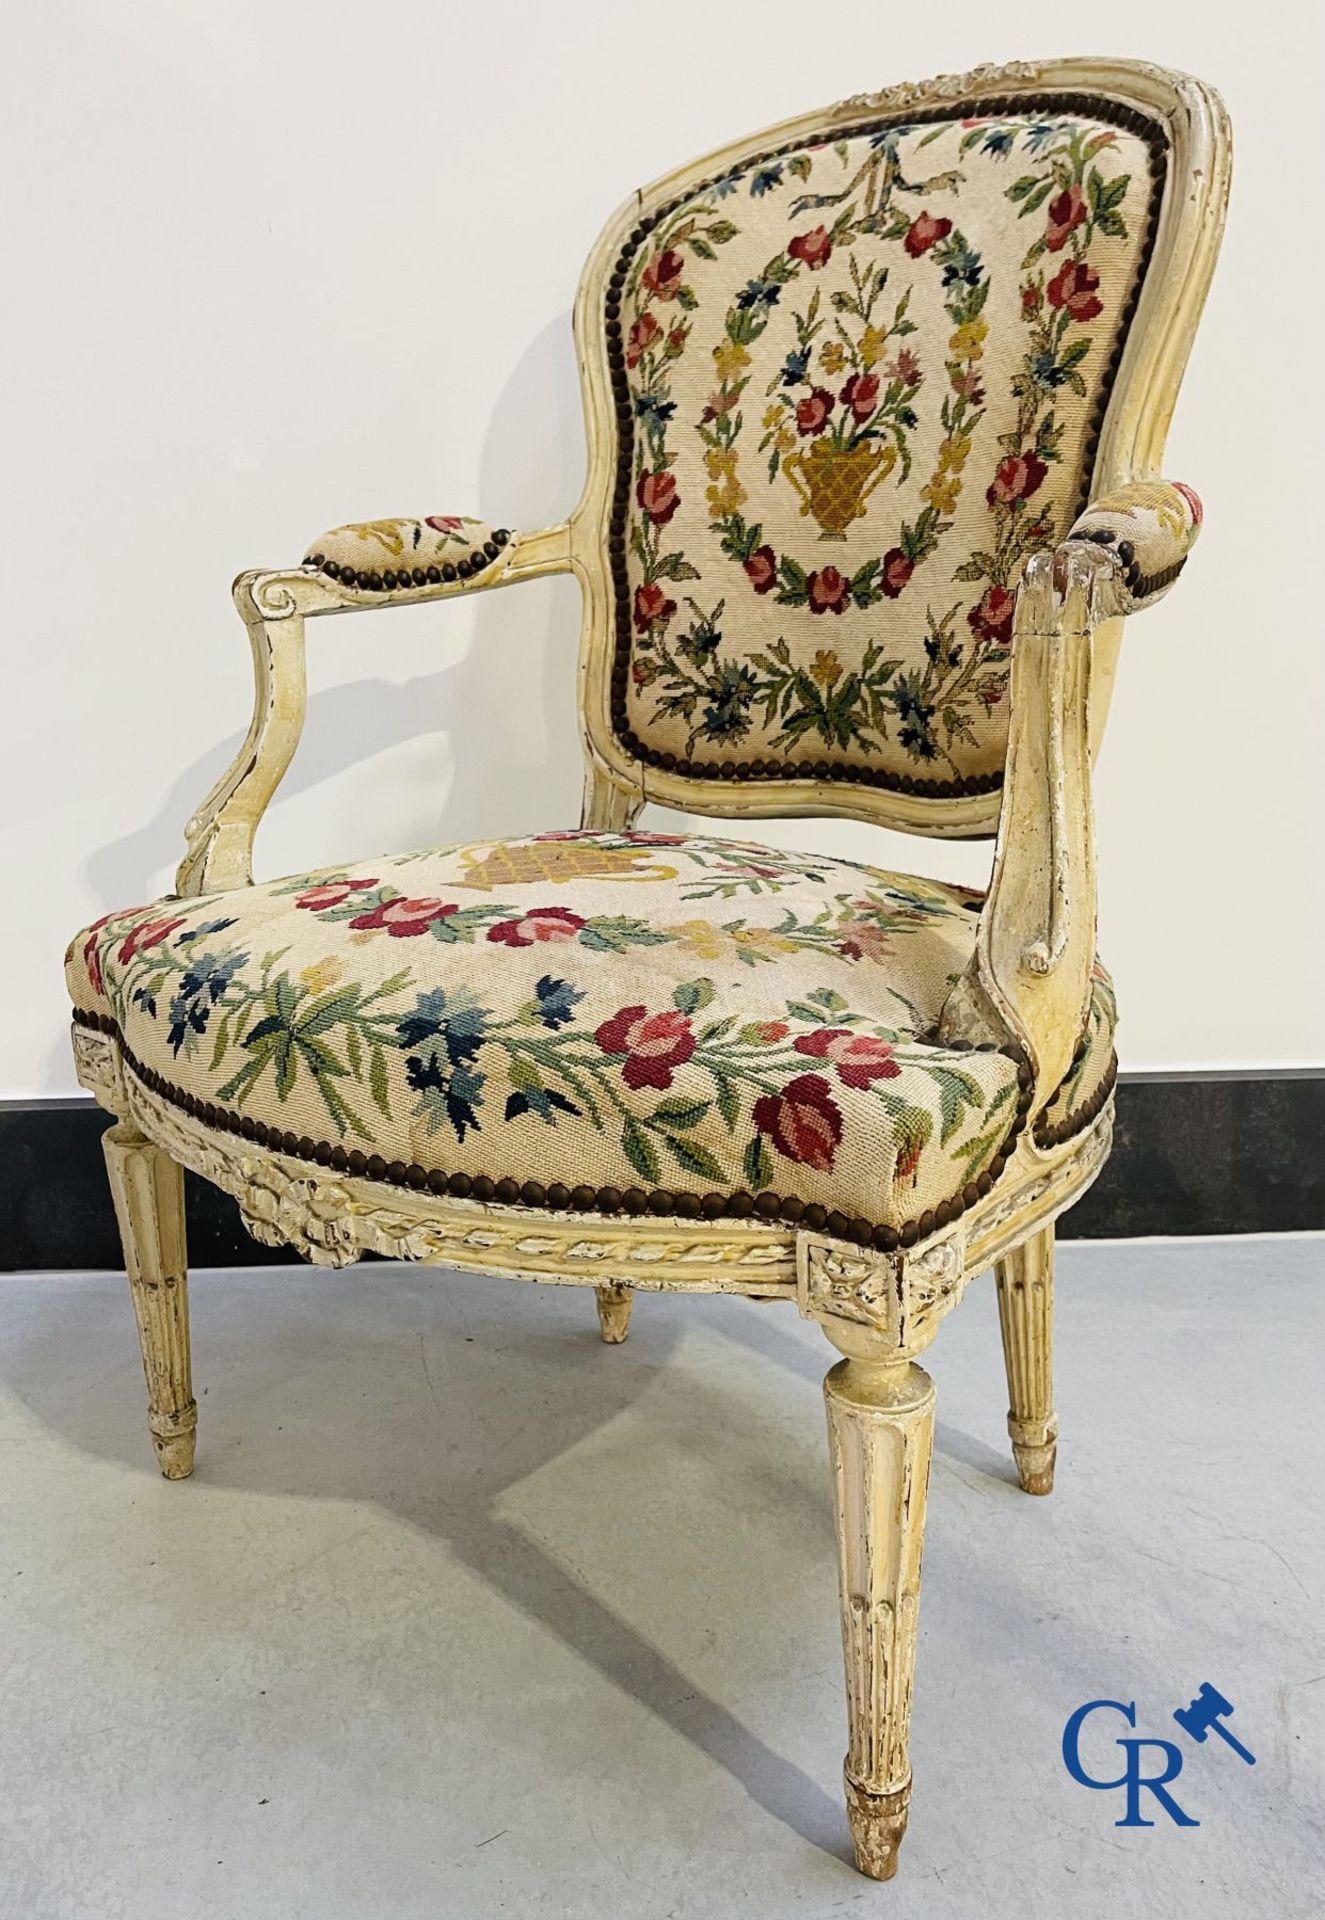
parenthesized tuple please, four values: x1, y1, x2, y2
(783, 439, 896, 540)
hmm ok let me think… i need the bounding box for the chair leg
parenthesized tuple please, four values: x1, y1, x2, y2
(823, 1347, 935, 1880)
(594, 1282, 633, 1344)
(994, 1224, 1057, 1495)
(102, 1121, 197, 1479)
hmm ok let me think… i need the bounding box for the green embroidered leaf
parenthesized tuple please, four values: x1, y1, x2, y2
(209, 1010, 232, 1071)
(714, 1073, 741, 1132)
(744, 1134, 774, 1191)
(806, 988, 849, 1013)
(934, 1066, 985, 1143)
(578, 916, 670, 953)
(621, 1116, 660, 1184)
(508, 1054, 545, 1095)
(654, 551, 702, 582)
(652, 1095, 710, 1131)
(1007, 173, 1043, 203)
(664, 1135, 724, 1181)
(707, 219, 738, 245)
(369, 1046, 391, 1118)
(672, 977, 716, 1015)
(344, 1022, 362, 1078)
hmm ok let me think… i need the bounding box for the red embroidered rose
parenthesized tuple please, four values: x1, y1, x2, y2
(1174, 481, 1203, 528)
(487, 907, 586, 948)
(641, 248, 684, 299)
(1021, 283, 1042, 316)
(1044, 184, 1087, 252)
(881, 548, 913, 598)
(793, 1027, 902, 1088)
(118, 915, 186, 964)
(840, 372, 880, 423)
(968, 583, 1016, 645)
(633, 582, 677, 632)
(625, 312, 662, 369)
(986, 450, 1048, 509)
(80, 910, 118, 997)
(795, 388, 835, 437)
(745, 1020, 790, 1044)
(425, 515, 464, 533)
(744, 544, 778, 594)
(348, 898, 459, 937)
(636, 469, 679, 526)
(295, 879, 379, 911)
(752, 1074, 843, 1172)
(788, 225, 833, 270)
(595, 1006, 696, 1091)
(904, 212, 952, 258)
(1047, 259, 1103, 321)
(807, 567, 850, 615)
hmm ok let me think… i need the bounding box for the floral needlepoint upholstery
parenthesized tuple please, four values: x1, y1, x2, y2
(303, 516, 512, 592)
(1064, 478, 1201, 613)
(66, 831, 1115, 1242)
(610, 106, 1164, 794)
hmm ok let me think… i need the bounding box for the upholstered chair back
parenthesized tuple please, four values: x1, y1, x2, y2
(586, 84, 1166, 816)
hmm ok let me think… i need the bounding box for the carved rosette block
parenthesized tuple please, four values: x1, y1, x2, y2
(102, 1123, 197, 1479)
(824, 1356, 935, 1880)
(994, 1226, 1057, 1494)
(594, 1282, 634, 1343)
(797, 1229, 966, 1358)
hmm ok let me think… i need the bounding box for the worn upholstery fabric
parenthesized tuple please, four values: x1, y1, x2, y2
(613, 108, 1161, 789)
(66, 831, 1110, 1235)
(303, 516, 510, 588)
(1065, 479, 1201, 613)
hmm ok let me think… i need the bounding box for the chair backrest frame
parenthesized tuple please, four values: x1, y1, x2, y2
(567, 55, 1230, 840)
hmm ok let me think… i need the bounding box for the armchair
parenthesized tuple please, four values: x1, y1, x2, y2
(66, 56, 1229, 1881)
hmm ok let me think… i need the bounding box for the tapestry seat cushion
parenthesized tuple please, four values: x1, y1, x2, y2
(66, 831, 1114, 1245)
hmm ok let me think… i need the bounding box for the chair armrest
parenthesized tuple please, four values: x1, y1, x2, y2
(1062, 478, 1202, 617)
(941, 480, 1201, 1117)
(939, 543, 1111, 1116)
(175, 517, 572, 895)
(303, 514, 514, 595)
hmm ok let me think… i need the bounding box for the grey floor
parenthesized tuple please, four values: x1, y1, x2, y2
(1, 1239, 1321, 1920)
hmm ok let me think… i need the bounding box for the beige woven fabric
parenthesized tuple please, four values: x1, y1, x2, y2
(616, 109, 1158, 786)
(63, 829, 1122, 1233)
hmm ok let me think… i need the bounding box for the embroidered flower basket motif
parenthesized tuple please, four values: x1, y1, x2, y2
(614, 108, 1159, 784)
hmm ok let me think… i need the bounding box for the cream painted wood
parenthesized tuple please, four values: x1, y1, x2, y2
(77, 58, 1230, 1881)
(594, 1283, 634, 1344)
(101, 1121, 197, 1480)
(823, 1333, 935, 1880)
(995, 1226, 1058, 1496)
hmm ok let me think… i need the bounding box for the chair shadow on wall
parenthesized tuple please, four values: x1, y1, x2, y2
(59, 312, 589, 1096)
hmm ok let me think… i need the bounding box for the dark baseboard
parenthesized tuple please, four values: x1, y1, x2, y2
(2, 1074, 1321, 1273)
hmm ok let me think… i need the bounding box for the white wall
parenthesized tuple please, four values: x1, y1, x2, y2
(5, 0, 1322, 1098)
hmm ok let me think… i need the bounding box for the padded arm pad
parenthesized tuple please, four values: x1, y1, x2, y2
(1062, 480, 1201, 615)
(303, 515, 513, 593)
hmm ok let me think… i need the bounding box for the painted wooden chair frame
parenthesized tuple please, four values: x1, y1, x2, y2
(73, 56, 1229, 1880)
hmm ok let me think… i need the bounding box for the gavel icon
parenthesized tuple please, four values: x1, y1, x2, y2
(1173, 1684, 1256, 1765)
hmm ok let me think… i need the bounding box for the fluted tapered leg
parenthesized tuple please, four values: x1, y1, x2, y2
(995, 1226, 1056, 1495)
(102, 1122, 197, 1479)
(824, 1351, 935, 1880)
(594, 1282, 633, 1344)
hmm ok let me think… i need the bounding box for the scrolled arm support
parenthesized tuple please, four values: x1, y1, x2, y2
(175, 518, 572, 896)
